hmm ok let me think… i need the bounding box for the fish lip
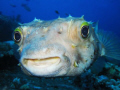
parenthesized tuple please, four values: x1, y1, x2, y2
(20, 56, 70, 77)
(20, 56, 62, 76)
(22, 56, 61, 67)
(24, 56, 60, 61)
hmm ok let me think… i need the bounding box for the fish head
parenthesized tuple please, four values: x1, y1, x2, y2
(13, 16, 99, 77)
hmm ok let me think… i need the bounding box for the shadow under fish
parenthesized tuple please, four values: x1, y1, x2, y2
(21, 4, 31, 12)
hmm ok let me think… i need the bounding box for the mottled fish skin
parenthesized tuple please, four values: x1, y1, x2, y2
(14, 16, 100, 77)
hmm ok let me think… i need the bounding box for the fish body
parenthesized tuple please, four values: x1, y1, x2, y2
(13, 16, 120, 77)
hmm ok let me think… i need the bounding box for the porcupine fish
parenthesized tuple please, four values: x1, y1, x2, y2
(13, 15, 120, 77)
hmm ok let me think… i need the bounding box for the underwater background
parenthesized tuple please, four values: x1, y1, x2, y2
(0, 0, 120, 90)
(0, 0, 120, 33)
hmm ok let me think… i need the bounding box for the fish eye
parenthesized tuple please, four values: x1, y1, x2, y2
(80, 22, 89, 38)
(13, 28, 22, 43)
(14, 31, 21, 43)
(81, 26, 89, 38)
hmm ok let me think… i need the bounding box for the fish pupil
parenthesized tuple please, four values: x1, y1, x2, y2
(14, 31, 21, 42)
(81, 26, 89, 38)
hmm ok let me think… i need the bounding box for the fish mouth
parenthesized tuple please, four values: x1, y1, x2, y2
(20, 56, 70, 77)
(22, 57, 61, 67)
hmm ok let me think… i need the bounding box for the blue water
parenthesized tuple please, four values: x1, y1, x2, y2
(0, 0, 120, 34)
(0, 0, 120, 89)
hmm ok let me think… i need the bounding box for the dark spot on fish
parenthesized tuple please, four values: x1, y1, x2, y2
(58, 31, 62, 34)
(55, 10, 59, 14)
(41, 35, 45, 37)
(91, 55, 94, 59)
(85, 59, 88, 62)
(10, 4, 16, 7)
(94, 49, 98, 55)
(76, 53, 83, 63)
(21, 4, 31, 12)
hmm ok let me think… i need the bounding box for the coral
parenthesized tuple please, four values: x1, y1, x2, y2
(0, 41, 18, 70)
(106, 79, 120, 90)
(20, 83, 29, 90)
(96, 75, 108, 83)
(99, 62, 120, 79)
(13, 77, 21, 85)
(0, 41, 14, 57)
(73, 62, 120, 90)
(12, 77, 21, 88)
